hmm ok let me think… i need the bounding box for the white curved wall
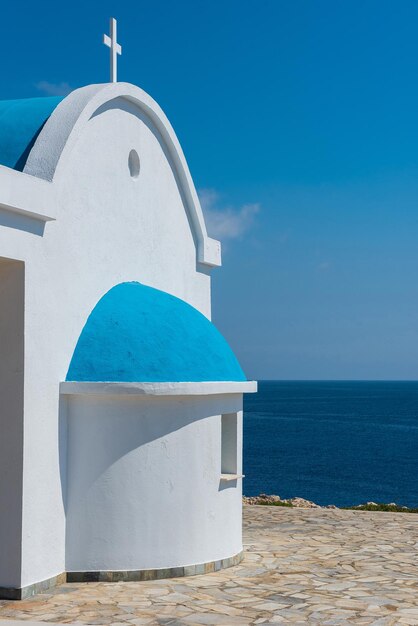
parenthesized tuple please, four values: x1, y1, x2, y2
(65, 393, 243, 572)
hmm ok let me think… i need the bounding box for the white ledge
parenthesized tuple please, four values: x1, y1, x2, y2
(60, 381, 258, 396)
(0, 166, 56, 223)
(220, 473, 245, 482)
(0, 201, 55, 223)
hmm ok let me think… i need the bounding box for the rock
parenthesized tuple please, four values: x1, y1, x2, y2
(287, 497, 321, 509)
(261, 493, 281, 503)
(243, 494, 324, 508)
(242, 494, 281, 505)
(243, 495, 413, 512)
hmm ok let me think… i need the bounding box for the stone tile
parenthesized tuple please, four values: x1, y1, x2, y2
(0, 506, 417, 624)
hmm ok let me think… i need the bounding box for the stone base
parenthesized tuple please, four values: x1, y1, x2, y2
(67, 551, 243, 583)
(0, 573, 67, 601)
(0, 552, 243, 599)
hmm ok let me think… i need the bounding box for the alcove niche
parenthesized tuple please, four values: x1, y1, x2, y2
(0, 257, 25, 586)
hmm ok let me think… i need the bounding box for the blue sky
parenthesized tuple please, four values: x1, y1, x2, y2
(4, 1, 418, 379)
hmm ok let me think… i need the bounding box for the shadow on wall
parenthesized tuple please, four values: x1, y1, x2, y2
(58, 396, 68, 515)
(0, 258, 25, 586)
(0, 208, 46, 236)
(59, 393, 241, 514)
(219, 478, 238, 492)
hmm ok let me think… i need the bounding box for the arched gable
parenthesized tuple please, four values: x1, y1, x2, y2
(24, 83, 220, 267)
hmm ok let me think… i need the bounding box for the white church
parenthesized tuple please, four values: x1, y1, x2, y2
(0, 19, 256, 600)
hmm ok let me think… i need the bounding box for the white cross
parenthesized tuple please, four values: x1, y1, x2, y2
(103, 17, 122, 83)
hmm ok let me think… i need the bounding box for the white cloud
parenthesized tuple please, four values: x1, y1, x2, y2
(199, 188, 260, 241)
(35, 81, 73, 96)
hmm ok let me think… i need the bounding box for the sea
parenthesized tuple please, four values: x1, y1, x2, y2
(243, 381, 418, 508)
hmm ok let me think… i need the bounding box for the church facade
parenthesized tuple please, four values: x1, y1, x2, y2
(0, 82, 256, 599)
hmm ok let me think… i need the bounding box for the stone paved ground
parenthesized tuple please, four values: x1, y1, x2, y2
(0, 505, 417, 625)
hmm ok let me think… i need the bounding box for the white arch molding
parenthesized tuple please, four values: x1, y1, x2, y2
(24, 83, 221, 268)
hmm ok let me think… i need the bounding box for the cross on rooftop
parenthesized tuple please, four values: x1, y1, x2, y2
(103, 17, 122, 83)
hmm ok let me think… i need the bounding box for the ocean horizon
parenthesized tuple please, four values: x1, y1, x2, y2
(243, 380, 418, 508)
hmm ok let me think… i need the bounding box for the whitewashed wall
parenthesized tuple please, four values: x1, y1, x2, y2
(65, 394, 243, 572)
(0, 83, 221, 590)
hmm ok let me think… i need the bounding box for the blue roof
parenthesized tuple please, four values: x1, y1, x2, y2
(66, 282, 246, 383)
(0, 96, 64, 170)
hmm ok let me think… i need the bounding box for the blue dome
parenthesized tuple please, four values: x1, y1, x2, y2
(0, 96, 64, 170)
(66, 282, 246, 383)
